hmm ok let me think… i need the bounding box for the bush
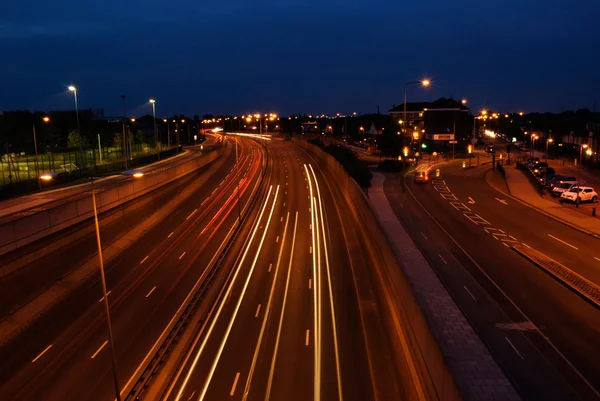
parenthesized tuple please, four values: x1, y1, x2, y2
(378, 159, 404, 172)
(323, 145, 372, 188)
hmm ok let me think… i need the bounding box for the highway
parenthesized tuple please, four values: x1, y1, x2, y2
(387, 158, 600, 400)
(0, 136, 264, 400)
(163, 139, 376, 401)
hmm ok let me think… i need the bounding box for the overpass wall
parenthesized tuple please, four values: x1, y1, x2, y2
(0, 146, 223, 257)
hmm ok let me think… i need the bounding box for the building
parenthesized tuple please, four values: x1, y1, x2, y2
(389, 98, 472, 151)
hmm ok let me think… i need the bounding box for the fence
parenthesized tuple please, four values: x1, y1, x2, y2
(0, 144, 180, 200)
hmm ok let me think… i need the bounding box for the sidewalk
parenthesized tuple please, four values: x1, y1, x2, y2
(369, 173, 519, 401)
(502, 165, 600, 236)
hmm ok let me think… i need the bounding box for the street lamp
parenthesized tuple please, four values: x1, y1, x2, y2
(580, 144, 589, 168)
(544, 138, 554, 184)
(40, 170, 144, 401)
(32, 116, 51, 190)
(402, 78, 430, 192)
(461, 99, 467, 105)
(68, 85, 83, 174)
(149, 99, 159, 160)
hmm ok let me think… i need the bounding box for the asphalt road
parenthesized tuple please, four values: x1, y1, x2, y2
(0, 137, 264, 400)
(386, 159, 600, 400)
(165, 139, 376, 401)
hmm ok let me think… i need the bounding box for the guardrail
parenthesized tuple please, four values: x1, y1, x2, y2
(294, 139, 460, 401)
(516, 161, 545, 195)
(0, 145, 223, 257)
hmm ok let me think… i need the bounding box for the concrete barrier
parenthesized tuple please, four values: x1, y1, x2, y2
(294, 139, 460, 401)
(0, 145, 223, 257)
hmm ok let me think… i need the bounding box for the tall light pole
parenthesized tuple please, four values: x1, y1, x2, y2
(149, 99, 159, 160)
(580, 144, 588, 168)
(402, 79, 430, 192)
(120, 95, 128, 169)
(68, 85, 84, 175)
(164, 119, 170, 147)
(32, 116, 50, 190)
(545, 138, 553, 184)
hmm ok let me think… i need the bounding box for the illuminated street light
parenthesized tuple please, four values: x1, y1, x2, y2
(402, 78, 431, 192)
(481, 110, 488, 116)
(130, 118, 136, 122)
(519, 112, 524, 116)
(42, 116, 50, 123)
(149, 99, 158, 158)
(461, 99, 467, 104)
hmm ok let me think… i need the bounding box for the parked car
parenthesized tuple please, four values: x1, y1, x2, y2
(560, 187, 598, 204)
(548, 176, 577, 189)
(531, 162, 549, 174)
(534, 166, 555, 178)
(551, 182, 578, 197)
(414, 170, 429, 183)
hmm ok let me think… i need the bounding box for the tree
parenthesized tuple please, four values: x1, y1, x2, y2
(136, 130, 145, 145)
(67, 130, 85, 149)
(113, 132, 122, 148)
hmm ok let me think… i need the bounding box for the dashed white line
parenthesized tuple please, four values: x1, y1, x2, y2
(91, 340, 108, 359)
(186, 209, 197, 220)
(547, 234, 579, 250)
(310, 224, 312, 230)
(309, 278, 312, 289)
(187, 390, 196, 400)
(168, 231, 174, 238)
(305, 329, 310, 346)
(255, 304, 262, 318)
(32, 344, 53, 363)
(268, 263, 272, 272)
(146, 286, 157, 298)
(281, 217, 283, 222)
(421, 232, 428, 240)
(283, 202, 286, 207)
(522, 243, 531, 248)
(464, 286, 477, 301)
(503, 243, 510, 248)
(438, 254, 447, 264)
(595, 257, 600, 262)
(98, 291, 112, 303)
(230, 372, 241, 396)
(140, 256, 149, 264)
(505, 336, 524, 360)
(276, 236, 279, 243)
(309, 246, 312, 254)
(179, 252, 186, 260)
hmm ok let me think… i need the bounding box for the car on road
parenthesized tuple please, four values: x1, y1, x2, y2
(560, 186, 598, 204)
(414, 170, 429, 183)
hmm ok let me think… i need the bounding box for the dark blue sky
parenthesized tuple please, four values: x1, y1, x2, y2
(1, 0, 599, 116)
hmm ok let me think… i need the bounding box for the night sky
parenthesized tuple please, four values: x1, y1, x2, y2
(1, 0, 599, 116)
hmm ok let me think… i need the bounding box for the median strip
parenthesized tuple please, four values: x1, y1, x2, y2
(512, 244, 600, 307)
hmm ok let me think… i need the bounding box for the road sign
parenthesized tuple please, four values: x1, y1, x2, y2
(426, 134, 455, 141)
(449, 140, 458, 144)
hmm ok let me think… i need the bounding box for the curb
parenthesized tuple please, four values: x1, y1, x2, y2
(485, 168, 600, 239)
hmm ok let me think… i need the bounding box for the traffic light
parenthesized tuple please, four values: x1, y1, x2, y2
(403, 146, 409, 157)
(468, 144, 473, 154)
(421, 143, 427, 149)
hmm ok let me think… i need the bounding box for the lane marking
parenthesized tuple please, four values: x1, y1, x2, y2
(281, 217, 283, 222)
(98, 291, 112, 303)
(468, 197, 476, 204)
(276, 236, 279, 243)
(146, 286, 157, 298)
(438, 254, 447, 264)
(230, 372, 240, 396)
(547, 234, 579, 250)
(255, 304, 262, 318)
(309, 246, 312, 254)
(186, 209, 197, 220)
(179, 252, 187, 260)
(168, 231, 174, 238)
(187, 391, 196, 401)
(421, 232, 428, 240)
(140, 256, 149, 264)
(268, 263, 272, 272)
(283, 202, 286, 207)
(495, 198, 508, 205)
(505, 337, 524, 360)
(464, 286, 477, 301)
(522, 243, 531, 248)
(305, 329, 310, 346)
(503, 243, 510, 248)
(309, 278, 312, 289)
(32, 344, 52, 363)
(91, 340, 108, 359)
(595, 257, 600, 262)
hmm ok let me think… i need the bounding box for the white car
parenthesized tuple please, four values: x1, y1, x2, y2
(560, 187, 598, 204)
(551, 182, 578, 197)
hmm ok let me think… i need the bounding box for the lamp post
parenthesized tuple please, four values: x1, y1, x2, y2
(68, 85, 84, 175)
(149, 99, 159, 160)
(32, 116, 51, 190)
(163, 119, 170, 147)
(120, 95, 128, 169)
(402, 79, 430, 192)
(580, 144, 588, 168)
(545, 138, 553, 184)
